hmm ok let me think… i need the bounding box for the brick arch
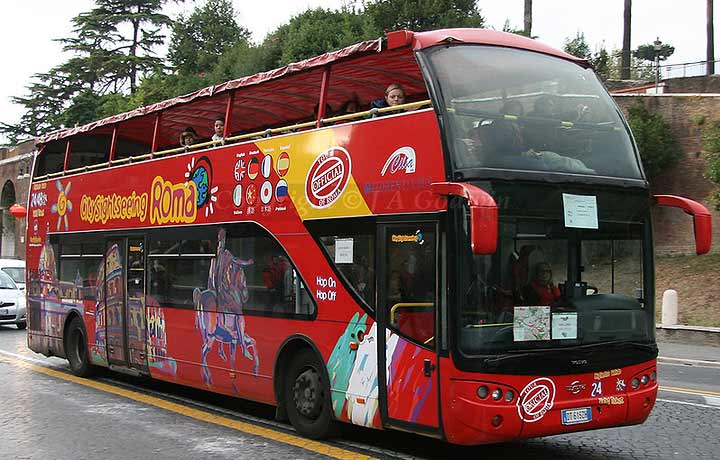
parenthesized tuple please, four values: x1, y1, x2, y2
(1, 180, 16, 209)
(0, 180, 16, 257)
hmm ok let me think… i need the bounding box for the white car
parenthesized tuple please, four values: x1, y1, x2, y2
(0, 271, 26, 329)
(0, 259, 25, 291)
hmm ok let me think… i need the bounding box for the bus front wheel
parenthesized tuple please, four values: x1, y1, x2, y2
(284, 349, 336, 439)
(66, 316, 97, 377)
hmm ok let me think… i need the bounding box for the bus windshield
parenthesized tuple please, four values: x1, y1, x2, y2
(459, 217, 651, 355)
(424, 45, 642, 179)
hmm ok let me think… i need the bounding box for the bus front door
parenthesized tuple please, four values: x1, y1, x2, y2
(105, 237, 148, 372)
(377, 221, 440, 434)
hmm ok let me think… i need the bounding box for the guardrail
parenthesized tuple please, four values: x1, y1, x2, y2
(35, 99, 433, 182)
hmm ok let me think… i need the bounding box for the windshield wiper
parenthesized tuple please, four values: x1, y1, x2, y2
(482, 340, 656, 369)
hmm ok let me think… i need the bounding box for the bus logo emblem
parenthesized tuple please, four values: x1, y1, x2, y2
(381, 146, 416, 176)
(517, 377, 556, 423)
(305, 146, 352, 209)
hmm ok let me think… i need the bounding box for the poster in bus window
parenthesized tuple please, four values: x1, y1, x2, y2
(193, 228, 259, 391)
(513, 306, 551, 341)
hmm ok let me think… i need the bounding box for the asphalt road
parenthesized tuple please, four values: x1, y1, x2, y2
(1, 326, 718, 460)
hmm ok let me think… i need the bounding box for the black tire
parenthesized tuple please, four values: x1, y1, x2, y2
(65, 316, 97, 377)
(284, 349, 336, 439)
(16, 322, 26, 330)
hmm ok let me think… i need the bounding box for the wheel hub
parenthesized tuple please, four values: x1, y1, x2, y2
(293, 368, 322, 419)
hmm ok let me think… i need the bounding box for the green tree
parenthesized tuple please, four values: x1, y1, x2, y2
(627, 102, 680, 177)
(272, 8, 373, 66)
(168, 0, 251, 77)
(702, 120, 720, 208)
(0, 69, 77, 143)
(563, 32, 591, 60)
(61, 0, 176, 94)
(590, 46, 612, 80)
(633, 42, 675, 63)
(364, 0, 484, 34)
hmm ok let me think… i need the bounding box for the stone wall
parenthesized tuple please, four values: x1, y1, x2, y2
(0, 140, 35, 260)
(663, 75, 720, 94)
(613, 94, 720, 255)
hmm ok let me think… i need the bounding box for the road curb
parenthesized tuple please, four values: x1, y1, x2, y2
(656, 325, 720, 348)
(657, 356, 720, 368)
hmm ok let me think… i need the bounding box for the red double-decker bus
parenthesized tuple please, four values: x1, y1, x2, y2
(26, 29, 711, 445)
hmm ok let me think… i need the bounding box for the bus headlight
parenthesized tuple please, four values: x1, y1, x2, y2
(477, 385, 489, 399)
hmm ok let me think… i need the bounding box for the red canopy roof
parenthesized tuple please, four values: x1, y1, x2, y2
(38, 29, 587, 147)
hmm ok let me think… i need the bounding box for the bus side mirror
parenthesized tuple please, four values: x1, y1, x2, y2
(432, 182, 498, 255)
(653, 194, 712, 255)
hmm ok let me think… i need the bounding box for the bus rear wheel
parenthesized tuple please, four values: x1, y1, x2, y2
(284, 349, 336, 439)
(66, 316, 97, 377)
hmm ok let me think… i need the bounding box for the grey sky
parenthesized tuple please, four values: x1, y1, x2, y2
(0, 0, 713, 143)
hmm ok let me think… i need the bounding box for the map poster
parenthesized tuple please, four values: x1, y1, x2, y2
(552, 312, 578, 339)
(513, 306, 551, 341)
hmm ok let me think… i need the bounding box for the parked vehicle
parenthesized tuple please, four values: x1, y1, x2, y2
(0, 271, 26, 329)
(0, 259, 25, 290)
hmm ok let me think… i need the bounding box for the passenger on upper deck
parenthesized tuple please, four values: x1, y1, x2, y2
(180, 127, 198, 150)
(212, 118, 225, 146)
(527, 95, 557, 118)
(371, 83, 406, 117)
(384, 83, 406, 108)
(483, 118, 594, 174)
(338, 93, 360, 116)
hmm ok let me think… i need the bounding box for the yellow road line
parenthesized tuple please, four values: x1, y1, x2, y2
(660, 385, 720, 397)
(0, 356, 376, 460)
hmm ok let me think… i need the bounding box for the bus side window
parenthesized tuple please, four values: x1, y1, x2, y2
(307, 218, 376, 309)
(223, 226, 315, 318)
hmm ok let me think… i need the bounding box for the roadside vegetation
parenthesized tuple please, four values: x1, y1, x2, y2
(655, 253, 720, 327)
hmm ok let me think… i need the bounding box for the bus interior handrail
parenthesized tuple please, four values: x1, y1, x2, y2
(32, 99, 433, 182)
(389, 302, 434, 324)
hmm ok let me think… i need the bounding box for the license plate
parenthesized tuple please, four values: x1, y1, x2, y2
(561, 407, 592, 425)
(0, 309, 6, 315)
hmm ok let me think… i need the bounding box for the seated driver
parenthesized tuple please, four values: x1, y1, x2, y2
(523, 262, 561, 306)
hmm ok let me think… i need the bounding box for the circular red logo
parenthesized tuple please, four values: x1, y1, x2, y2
(304, 147, 351, 209)
(517, 377, 556, 422)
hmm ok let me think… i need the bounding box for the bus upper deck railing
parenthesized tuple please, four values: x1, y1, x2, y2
(35, 100, 434, 182)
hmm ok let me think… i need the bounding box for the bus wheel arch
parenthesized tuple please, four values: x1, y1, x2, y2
(63, 313, 97, 378)
(274, 336, 336, 439)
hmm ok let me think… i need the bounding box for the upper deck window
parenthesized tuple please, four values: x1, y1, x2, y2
(424, 45, 642, 179)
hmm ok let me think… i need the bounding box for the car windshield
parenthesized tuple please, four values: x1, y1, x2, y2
(0, 271, 18, 289)
(458, 217, 651, 355)
(423, 45, 642, 179)
(2, 267, 25, 284)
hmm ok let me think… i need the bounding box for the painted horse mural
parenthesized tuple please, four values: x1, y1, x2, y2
(193, 228, 260, 390)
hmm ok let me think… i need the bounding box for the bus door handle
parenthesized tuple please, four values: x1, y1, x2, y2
(423, 359, 436, 377)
